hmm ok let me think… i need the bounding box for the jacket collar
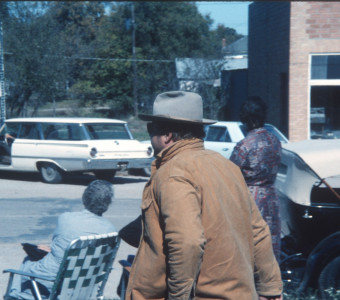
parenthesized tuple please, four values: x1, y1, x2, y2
(153, 138, 204, 171)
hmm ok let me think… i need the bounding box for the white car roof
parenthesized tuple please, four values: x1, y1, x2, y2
(282, 139, 340, 179)
(5, 117, 126, 124)
(207, 121, 242, 126)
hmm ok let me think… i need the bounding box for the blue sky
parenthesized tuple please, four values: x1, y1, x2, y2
(196, 2, 252, 35)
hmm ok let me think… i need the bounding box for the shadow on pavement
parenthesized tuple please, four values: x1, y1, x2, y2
(0, 170, 149, 186)
(0, 170, 41, 182)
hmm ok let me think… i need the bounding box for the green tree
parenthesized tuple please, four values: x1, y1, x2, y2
(102, 2, 243, 116)
(3, 2, 66, 117)
(47, 2, 106, 107)
(0, 2, 10, 20)
(91, 1, 219, 116)
(209, 24, 244, 58)
(3, 1, 244, 119)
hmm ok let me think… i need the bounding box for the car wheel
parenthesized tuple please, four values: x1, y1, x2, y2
(142, 167, 151, 177)
(40, 163, 63, 184)
(94, 170, 116, 181)
(318, 256, 340, 299)
(128, 167, 151, 177)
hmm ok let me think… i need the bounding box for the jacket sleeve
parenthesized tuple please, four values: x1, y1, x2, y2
(251, 195, 283, 296)
(157, 176, 206, 299)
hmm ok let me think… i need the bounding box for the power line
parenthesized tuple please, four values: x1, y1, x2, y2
(3, 51, 175, 63)
(65, 56, 174, 63)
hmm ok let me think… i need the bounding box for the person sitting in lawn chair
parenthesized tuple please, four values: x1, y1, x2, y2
(7, 180, 116, 300)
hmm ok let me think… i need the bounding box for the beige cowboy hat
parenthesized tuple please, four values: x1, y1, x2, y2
(139, 91, 217, 125)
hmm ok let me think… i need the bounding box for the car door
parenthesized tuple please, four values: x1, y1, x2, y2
(204, 125, 236, 159)
(11, 122, 41, 170)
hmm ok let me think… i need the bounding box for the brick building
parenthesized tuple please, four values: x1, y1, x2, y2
(248, 2, 340, 141)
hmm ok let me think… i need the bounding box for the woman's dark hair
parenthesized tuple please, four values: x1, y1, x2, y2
(82, 180, 114, 216)
(240, 96, 267, 130)
(148, 121, 206, 142)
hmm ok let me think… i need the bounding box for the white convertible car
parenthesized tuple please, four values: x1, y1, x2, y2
(0, 117, 154, 183)
(277, 140, 340, 298)
(204, 121, 288, 158)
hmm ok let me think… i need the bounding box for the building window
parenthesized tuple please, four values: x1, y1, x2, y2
(311, 55, 340, 80)
(310, 54, 340, 139)
(310, 86, 340, 139)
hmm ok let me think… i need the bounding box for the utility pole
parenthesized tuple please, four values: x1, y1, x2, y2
(0, 21, 6, 125)
(131, 3, 138, 117)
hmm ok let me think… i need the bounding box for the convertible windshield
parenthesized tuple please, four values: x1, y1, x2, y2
(205, 126, 231, 142)
(84, 123, 131, 140)
(239, 124, 288, 143)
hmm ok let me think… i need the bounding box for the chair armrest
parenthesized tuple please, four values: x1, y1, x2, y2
(3, 269, 54, 282)
(119, 260, 132, 268)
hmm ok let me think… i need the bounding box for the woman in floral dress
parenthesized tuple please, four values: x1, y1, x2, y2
(230, 96, 282, 262)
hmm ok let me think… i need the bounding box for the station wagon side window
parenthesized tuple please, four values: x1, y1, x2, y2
(18, 123, 41, 139)
(41, 123, 87, 141)
(1, 122, 20, 138)
(84, 123, 131, 140)
(69, 124, 87, 140)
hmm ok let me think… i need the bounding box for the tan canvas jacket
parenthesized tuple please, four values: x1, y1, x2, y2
(126, 138, 282, 300)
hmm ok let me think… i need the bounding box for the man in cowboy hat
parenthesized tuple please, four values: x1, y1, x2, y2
(125, 91, 282, 300)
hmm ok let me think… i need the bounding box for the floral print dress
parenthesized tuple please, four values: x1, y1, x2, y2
(230, 127, 282, 261)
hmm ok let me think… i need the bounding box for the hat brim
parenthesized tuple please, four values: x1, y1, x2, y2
(139, 114, 217, 125)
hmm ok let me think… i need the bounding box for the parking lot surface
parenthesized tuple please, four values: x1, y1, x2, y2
(0, 171, 146, 298)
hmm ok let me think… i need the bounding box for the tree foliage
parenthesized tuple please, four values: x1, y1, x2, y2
(3, 2, 66, 116)
(1, 1, 243, 119)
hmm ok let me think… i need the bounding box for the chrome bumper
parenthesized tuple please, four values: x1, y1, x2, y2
(87, 157, 153, 171)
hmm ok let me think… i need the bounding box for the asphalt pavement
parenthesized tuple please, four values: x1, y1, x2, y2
(0, 171, 147, 299)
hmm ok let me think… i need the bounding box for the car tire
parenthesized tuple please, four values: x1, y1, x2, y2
(128, 167, 151, 177)
(318, 256, 340, 299)
(142, 167, 151, 177)
(94, 170, 116, 181)
(39, 163, 63, 184)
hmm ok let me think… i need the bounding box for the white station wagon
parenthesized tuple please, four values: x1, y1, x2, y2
(0, 117, 153, 183)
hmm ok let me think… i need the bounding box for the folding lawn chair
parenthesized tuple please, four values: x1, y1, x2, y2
(3, 232, 120, 300)
(117, 255, 135, 300)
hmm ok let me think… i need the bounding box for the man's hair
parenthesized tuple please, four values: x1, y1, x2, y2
(152, 121, 206, 142)
(240, 96, 267, 130)
(82, 180, 114, 216)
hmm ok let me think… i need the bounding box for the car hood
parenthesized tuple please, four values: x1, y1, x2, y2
(277, 139, 340, 207)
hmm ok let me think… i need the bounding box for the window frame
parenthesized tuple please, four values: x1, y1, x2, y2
(309, 53, 340, 139)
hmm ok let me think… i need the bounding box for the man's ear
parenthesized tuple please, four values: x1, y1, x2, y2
(164, 132, 173, 145)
